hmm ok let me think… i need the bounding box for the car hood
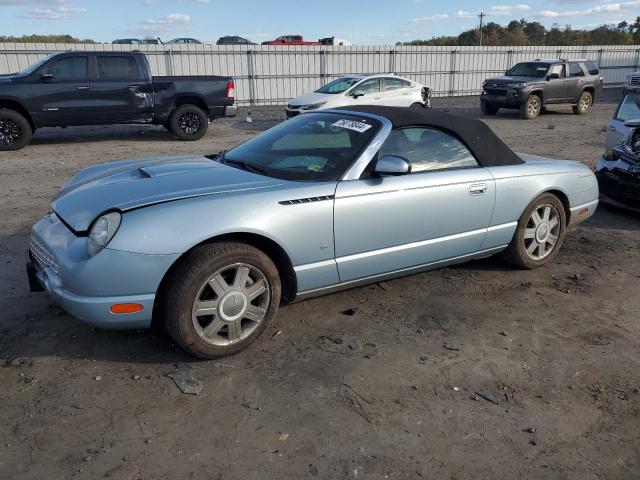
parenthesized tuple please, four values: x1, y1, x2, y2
(52, 155, 283, 232)
(485, 75, 543, 85)
(288, 91, 335, 107)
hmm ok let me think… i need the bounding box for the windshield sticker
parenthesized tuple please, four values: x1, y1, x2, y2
(331, 119, 372, 133)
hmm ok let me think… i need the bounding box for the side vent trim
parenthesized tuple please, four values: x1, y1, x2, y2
(279, 195, 334, 205)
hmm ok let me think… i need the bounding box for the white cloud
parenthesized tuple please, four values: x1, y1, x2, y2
(537, 0, 640, 18)
(490, 4, 532, 15)
(412, 10, 476, 22)
(21, 0, 86, 20)
(136, 12, 191, 33)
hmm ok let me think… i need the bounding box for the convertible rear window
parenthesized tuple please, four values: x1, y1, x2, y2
(223, 113, 380, 181)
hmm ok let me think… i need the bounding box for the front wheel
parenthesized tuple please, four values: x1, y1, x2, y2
(520, 95, 541, 119)
(481, 102, 499, 115)
(170, 104, 208, 141)
(410, 102, 425, 109)
(502, 193, 567, 269)
(160, 242, 281, 358)
(572, 91, 593, 115)
(0, 109, 32, 151)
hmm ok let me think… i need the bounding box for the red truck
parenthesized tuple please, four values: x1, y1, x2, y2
(261, 35, 320, 46)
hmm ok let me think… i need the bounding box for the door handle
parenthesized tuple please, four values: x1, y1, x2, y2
(469, 183, 488, 195)
(128, 84, 143, 88)
(75, 85, 90, 90)
(563, 81, 568, 85)
(608, 126, 617, 132)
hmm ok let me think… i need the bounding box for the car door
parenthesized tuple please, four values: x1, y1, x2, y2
(347, 78, 383, 106)
(381, 77, 413, 106)
(565, 63, 586, 101)
(30, 55, 92, 126)
(606, 90, 640, 155)
(545, 63, 567, 102)
(91, 55, 153, 124)
(333, 127, 496, 282)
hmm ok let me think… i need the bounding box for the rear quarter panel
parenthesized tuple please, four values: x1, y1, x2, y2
(484, 156, 598, 248)
(152, 76, 233, 121)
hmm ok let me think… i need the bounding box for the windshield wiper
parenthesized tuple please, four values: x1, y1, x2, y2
(205, 150, 227, 162)
(224, 159, 268, 174)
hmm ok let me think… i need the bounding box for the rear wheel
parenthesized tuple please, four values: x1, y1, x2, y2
(0, 109, 32, 151)
(481, 102, 499, 115)
(572, 91, 592, 115)
(170, 104, 208, 141)
(410, 102, 425, 109)
(502, 193, 567, 269)
(160, 242, 281, 359)
(520, 94, 541, 119)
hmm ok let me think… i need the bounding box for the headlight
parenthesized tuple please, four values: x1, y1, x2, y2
(482, 81, 487, 88)
(87, 212, 121, 257)
(301, 102, 327, 111)
(511, 82, 526, 89)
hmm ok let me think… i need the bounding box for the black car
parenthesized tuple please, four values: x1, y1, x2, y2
(0, 51, 236, 150)
(216, 36, 256, 46)
(481, 59, 603, 119)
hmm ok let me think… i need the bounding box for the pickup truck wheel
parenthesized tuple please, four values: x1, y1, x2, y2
(502, 193, 567, 269)
(481, 102, 499, 115)
(410, 102, 425, 109)
(170, 104, 208, 141)
(160, 242, 281, 359)
(572, 91, 592, 115)
(0, 109, 32, 151)
(520, 95, 541, 119)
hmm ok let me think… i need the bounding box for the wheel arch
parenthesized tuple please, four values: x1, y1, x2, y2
(527, 89, 544, 104)
(155, 231, 298, 312)
(581, 86, 595, 102)
(0, 99, 36, 131)
(172, 95, 210, 119)
(540, 188, 571, 225)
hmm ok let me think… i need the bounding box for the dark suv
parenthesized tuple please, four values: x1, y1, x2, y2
(481, 59, 602, 119)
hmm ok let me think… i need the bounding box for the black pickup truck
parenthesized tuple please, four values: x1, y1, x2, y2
(0, 51, 236, 150)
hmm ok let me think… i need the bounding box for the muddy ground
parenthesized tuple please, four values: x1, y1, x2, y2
(1, 93, 639, 480)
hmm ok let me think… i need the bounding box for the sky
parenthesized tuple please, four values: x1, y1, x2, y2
(1, 0, 638, 44)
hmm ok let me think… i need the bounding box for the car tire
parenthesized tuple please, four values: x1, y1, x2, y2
(481, 102, 499, 115)
(572, 91, 593, 115)
(169, 104, 209, 141)
(160, 242, 281, 359)
(502, 193, 567, 269)
(410, 102, 425, 109)
(520, 94, 541, 119)
(0, 109, 32, 151)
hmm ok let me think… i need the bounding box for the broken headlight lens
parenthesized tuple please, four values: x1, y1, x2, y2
(87, 212, 122, 257)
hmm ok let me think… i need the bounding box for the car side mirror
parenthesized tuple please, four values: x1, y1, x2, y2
(374, 155, 411, 176)
(352, 89, 365, 98)
(547, 73, 560, 80)
(40, 72, 54, 81)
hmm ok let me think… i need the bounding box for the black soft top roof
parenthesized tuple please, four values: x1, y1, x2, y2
(335, 105, 523, 167)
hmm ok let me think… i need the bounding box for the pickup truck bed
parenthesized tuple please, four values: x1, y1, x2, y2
(0, 51, 237, 150)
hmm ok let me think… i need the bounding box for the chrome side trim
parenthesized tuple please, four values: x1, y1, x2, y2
(294, 245, 507, 301)
(487, 221, 517, 232)
(336, 226, 487, 264)
(279, 195, 334, 205)
(294, 258, 337, 273)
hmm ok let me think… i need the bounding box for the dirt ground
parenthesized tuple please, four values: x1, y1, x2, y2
(1, 93, 639, 480)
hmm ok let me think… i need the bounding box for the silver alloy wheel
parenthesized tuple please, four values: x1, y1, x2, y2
(0, 118, 22, 146)
(527, 96, 540, 117)
(579, 93, 591, 112)
(178, 112, 202, 135)
(191, 263, 270, 346)
(523, 203, 561, 260)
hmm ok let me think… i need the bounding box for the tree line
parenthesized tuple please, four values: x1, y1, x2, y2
(399, 18, 640, 46)
(0, 34, 96, 44)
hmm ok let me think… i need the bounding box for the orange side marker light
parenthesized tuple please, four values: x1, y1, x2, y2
(110, 303, 143, 314)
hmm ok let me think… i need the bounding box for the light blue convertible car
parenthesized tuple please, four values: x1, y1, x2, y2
(28, 106, 599, 358)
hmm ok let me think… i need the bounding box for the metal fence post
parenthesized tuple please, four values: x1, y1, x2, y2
(389, 48, 396, 74)
(597, 48, 604, 67)
(449, 50, 456, 96)
(165, 48, 173, 76)
(636, 49, 640, 70)
(247, 49, 255, 106)
(319, 49, 326, 82)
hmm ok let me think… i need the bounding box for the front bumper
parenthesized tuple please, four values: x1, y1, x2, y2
(481, 89, 526, 108)
(595, 155, 640, 211)
(28, 214, 179, 329)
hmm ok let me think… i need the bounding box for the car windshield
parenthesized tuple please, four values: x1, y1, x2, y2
(506, 62, 550, 78)
(223, 113, 380, 181)
(316, 77, 361, 94)
(617, 91, 640, 122)
(18, 55, 51, 76)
